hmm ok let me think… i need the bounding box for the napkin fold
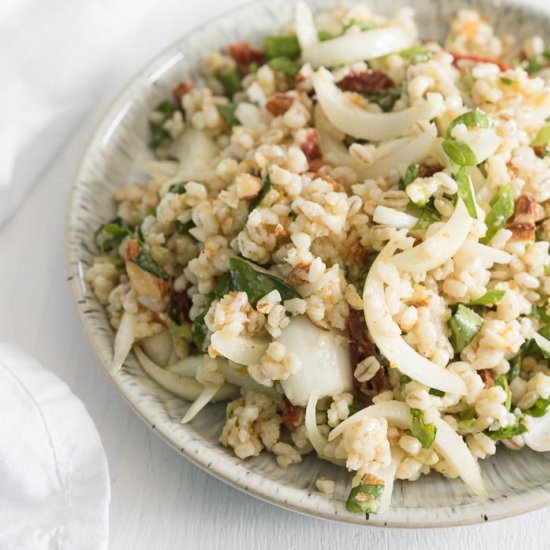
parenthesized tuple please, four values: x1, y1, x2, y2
(0, 343, 110, 550)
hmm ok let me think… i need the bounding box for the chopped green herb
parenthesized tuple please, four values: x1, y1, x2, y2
(213, 272, 233, 299)
(168, 182, 187, 194)
(149, 100, 177, 149)
(500, 76, 516, 85)
(411, 202, 441, 230)
(229, 257, 300, 306)
(342, 18, 377, 32)
(481, 185, 514, 244)
(361, 89, 401, 112)
(487, 420, 527, 441)
(249, 175, 272, 211)
(524, 397, 550, 418)
(525, 56, 542, 75)
(495, 375, 512, 412)
(263, 35, 301, 60)
(531, 123, 550, 147)
(428, 388, 445, 397)
(176, 220, 195, 234)
(447, 109, 493, 138)
(95, 217, 133, 254)
(449, 304, 484, 353)
(455, 166, 478, 218)
(398, 164, 419, 191)
(171, 323, 193, 342)
(545, 264, 550, 276)
(355, 252, 379, 294)
(411, 408, 437, 448)
(218, 67, 243, 97)
(458, 407, 476, 429)
(400, 374, 413, 386)
(442, 139, 478, 166)
(508, 351, 524, 381)
(268, 56, 302, 78)
(346, 477, 384, 513)
(317, 30, 333, 41)
(248, 61, 258, 74)
(468, 289, 506, 306)
(400, 45, 429, 64)
(530, 304, 550, 324)
(191, 309, 210, 351)
(218, 102, 241, 126)
(131, 247, 169, 280)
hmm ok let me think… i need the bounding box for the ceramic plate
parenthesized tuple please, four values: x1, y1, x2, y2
(66, 0, 550, 527)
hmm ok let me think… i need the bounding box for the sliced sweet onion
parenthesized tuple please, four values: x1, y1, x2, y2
(210, 332, 269, 366)
(278, 315, 352, 407)
(112, 312, 136, 373)
(303, 27, 416, 68)
(328, 400, 485, 496)
(141, 330, 173, 367)
(235, 102, 266, 130)
(524, 413, 550, 452)
(312, 68, 442, 141)
(391, 198, 473, 273)
(533, 332, 550, 357)
(431, 416, 486, 496)
(475, 244, 511, 264)
(359, 130, 437, 179)
(305, 390, 345, 466)
(373, 205, 418, 228)
(181, 384, 223, 424)
(295, 1, 318, 51)
(134, 346, 238, 402)
(171, 127, 219, 182)
(377, 447, 404, 514)
(363, 242, 467, 395)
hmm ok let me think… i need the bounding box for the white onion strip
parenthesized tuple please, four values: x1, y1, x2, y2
(210, 332, 269, 366)
(172, 127, 219, 182)
(329, 401, 486, 496)
(377, 447, 404, 514)
(303, 27, 416, 68)
(363, 241, 467, 395)
(112, 312, 136, 373)
(295, 1, 318, 51)
(391, 198, 473, 273)
(312, 68, 442, 141)
(181, 384, 223, 424)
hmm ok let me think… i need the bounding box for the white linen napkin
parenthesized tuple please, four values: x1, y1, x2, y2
(0, 343, 110, 550)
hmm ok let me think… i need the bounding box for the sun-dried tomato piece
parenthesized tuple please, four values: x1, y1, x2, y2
(281, 399, 302, 426)
(479, 369, 495, 388)
(345, 310, 381, 386)
(228, 41, 265, 73)
(451, 52, 510, 71)
(417, 163, 444, 178)
(336, 70, 395, 92)
(172, 80, 193, 105)
(173, 289, 193, 323)
(300, 128, 321, 163)
(265, 93, 294, 116)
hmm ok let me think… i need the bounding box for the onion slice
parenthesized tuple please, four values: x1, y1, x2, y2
(141, 330, 173, 367)
(210, 332, 269, 366)
(363, 242, 467, 395)
(295, 1, 318, 51)
(312, 68, 442, 141)
(303, 27, 416, 68)
(524, 413, 550, 452)
(181, 384, 223, 424)
(377, 447, 404, 514)
(112, 312, 136, 373)
(329, 400, 486, 496)
(391, 198, 473, 273)
(171, 127, 219, 182)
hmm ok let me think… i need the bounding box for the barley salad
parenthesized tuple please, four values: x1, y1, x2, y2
(86, 2, 550, 514)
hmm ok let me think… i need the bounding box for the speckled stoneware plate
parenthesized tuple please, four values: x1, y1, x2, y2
(66, 0, 550, 527)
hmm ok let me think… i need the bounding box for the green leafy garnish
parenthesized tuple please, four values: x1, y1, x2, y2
(495, 375, 512, 412)
(449, 304, 484, 353)
(428, 388, 445, 397)
(317, 30, 333, 41)
(171, 323, 193, 343)
(191, 309, 210, 351)
(411, 202, 441, 230)
(531, 123, 550, 147)
(229, 257, 300, 306)
(268, 57, 302, 78)
(524, 397, 550, 418)
(442, 139, 478, 166)
(131, 247, 169, 280)
(263, 35, 301, 60)
(455, 166, 478, 218)
(468, 289, 506, 307)
(248, 62, 258, 74)
(481, 185, 514, 244)
(342, 18, 377, 33)
(411, 408, 437, 448)
(176, 220, 195, 234)
(218, 67, 243, 97)
(213, 272, 233, 299)
(525, 56, 542, 75)
(218, 102, 241, 126)
(249, 175, 272, 211)
(398, 164, 419, 191)
(149, 100, 177, 149)
(458, 407, 476, 429)
(355, 252, 379, 294)
(95, 217, 133, 254)
(487, 420, 527, 441)
(508, 351, 524, 381)
(400, 374, 413, 386)
(400, 45, 429, 64)
(530, 304, 550, 324)
(500, 76, 516, 85)
(361, 89, 401, 112)
(447, 109, 493, 138)
(168, 182, 187, 194)
(346, 477, 384, 514)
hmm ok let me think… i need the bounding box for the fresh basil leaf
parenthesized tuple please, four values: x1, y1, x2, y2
(176, 220, 195, 234)
(249, 175, 272, 211)
(213, 272, 233, 299)
(268, 56, 302, 78)
(355, 252, 379, 295)
(149, 100, 177, 149)
(524, 397, 550, 418)
(411, 202, 441, 230)
(458, 407, 476, 429)
(400, 374, 413, 386)
(191, 309, 210, 351)
(500, 76, 516, 85)
(428, 388, 445, 397)
(487, 420, 527, 441)
(400, 45, 429, 64)
(346, 477, 384, 513)
(455, 166, 478, 218)
(447, 109, 493, 138)
(95, 218, 133, 254)
(525, 56, 542, 75)
(218, 102, 241, 126)
(508, 351, 523, 381)
(263, 35, 301, 60)
(468, 289, 505, 306)
(398, 164, 419, 191)
(481, 185, 515, 244)
(361, 89, 401, 112)
(410, 408, 437, 448)
(442, 139, 478, 166)
(449, 304, 483, 353)
(530, 304, 550, 324)
(218, 67, 243, 97)
(229, 257, 300, 306)
(131, 247, 169, 280)
(169, 182, 187, 194)
(317, 30, 333, 41)
(495, 375, 512, 412)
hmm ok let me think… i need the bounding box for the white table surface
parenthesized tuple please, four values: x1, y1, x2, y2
(2, 0, 550, 548)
